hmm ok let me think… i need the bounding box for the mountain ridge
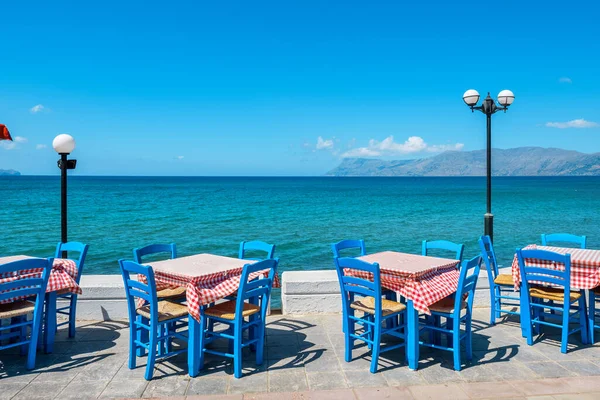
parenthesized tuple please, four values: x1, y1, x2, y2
(326, 147, 600, 176)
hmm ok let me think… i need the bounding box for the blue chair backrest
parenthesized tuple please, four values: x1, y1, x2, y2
(0, 258, 52, 306)
(118, 259, 159, 323)
(541, 233, 586, 249)
(55, 242, 89, 283)
(331, 239, 366, 258)
(454, 255, 481, 312)
(422, 240, 465, 262)
(334, 257, 382, 317)
(236, 259, 278, 319)
(238, 241, 276, 261)
(133, 243, 177, 264)
(517, 249, 572, 300)
(478, 235, 499, 285)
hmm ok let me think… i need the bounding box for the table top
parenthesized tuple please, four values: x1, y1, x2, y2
(0, 255, 36, 264)
(535, 245, 600, 261)
(148, 253, 256, 277)
(358, 251, 459, 275)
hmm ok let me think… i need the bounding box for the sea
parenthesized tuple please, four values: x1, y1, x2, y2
(1, 176, 598, 306)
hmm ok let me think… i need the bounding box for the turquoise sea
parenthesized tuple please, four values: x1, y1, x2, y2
(1, 176, 599, 275)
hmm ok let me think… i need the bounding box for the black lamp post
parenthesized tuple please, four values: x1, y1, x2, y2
(463, 89, 515, 242)
(52, 134, 77, 257)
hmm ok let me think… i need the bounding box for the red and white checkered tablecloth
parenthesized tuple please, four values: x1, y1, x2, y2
(0, 258, 81, 304)
(144, 257, 281, 322)
(349, 252, 461, 314)
(511, 244, 600, 291)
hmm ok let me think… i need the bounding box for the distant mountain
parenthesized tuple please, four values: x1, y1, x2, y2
(0, 169, 21, 176)
(326, 147, 600, 176)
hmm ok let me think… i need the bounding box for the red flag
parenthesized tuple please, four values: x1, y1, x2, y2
(0, 124, 12, 141)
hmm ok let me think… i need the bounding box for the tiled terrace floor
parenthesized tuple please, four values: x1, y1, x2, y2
(2, 308, 600, 399)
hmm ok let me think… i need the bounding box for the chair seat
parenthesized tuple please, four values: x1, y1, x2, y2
(136, 300, 189, 322)
(0, 300, 35, 319)
(204, 301, 260, 320)
(529, 286, 581, 302)
(350, 296, 406, 316)
(494, 273, 514, 286)
(157, 287, 187, 300)
(428, 296, 466, 314)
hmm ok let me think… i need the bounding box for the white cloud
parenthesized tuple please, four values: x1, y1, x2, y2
(0, 136, 27, 150)
(559, 77, 572, 84)
(36, 144, 47, 150)
(545, 119, 599, 129)
(176, 155, 184, 160)
(30, 104, 45, 113)
(316, 136, 334, 150)
(341, 135, 464, 158)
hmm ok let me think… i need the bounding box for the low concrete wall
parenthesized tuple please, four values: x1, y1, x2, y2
(281, 268, 508, 315)
(71, 268, 508, 320)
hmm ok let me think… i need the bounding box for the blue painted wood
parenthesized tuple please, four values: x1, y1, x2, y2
(119, 259, 189, 380)
(0, 258, 52, 370)
(334, 257, 407, 373)
(331, 239, 366, 258)
(133, 243, 177, 264)
(199, 259, 278, 378)
(421, 240, 464, 262)
(238, 240, 276, 260)
(541, 233, 587, 249)
(419, 255, 481, 371)
(516, 249, 588, 353)
(589, 290, 600, 344)
(478, 235, 520, 325)
(51, 242, 89, 339)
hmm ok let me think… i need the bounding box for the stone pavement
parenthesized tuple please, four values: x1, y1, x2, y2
(2, 308, 600, 399)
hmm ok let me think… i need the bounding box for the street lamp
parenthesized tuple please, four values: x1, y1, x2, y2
(52, 134, 77, 257)
(463, 89, 515, 242)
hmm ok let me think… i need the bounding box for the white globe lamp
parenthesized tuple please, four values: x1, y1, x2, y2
(497, 90, 515, 107)
(462, 89, 480, 106)
(53, 134, 76, 154)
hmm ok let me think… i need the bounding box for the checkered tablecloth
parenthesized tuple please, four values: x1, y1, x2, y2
(511, 244, 600, 290)
(150, 266, 281, 322)
(345, 258, 460, 314)
(0, 258, 81, 303)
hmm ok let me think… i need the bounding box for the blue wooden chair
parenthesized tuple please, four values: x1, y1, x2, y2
(334, 257, 407, 373)
(332, 239, 366, 258)
(516, 249, 587, 353)
(419, 255, 481, 371)
(422, 240, 465, 262)
(478, 235, 519, 325)
(588, 287, 600, 343)
(119, 259, 189, 380)
(238, 240, 276, 260)
(190, 259, 278, 378)
(52, 242, 89, 338)
(133, 243, 185, 301)
(0, 258, 51, 370)
(541, 233, 587, 249)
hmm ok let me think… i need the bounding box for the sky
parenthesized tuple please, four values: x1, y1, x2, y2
(1, 1, 599, 176)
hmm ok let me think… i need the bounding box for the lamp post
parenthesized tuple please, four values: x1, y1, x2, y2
(52, 134, 77, 257)
(463, 89, 515, 242)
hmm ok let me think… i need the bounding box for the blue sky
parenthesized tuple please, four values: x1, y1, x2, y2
(1, 1, 599, 176)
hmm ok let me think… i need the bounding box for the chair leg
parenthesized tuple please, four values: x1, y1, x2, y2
(144, 324, 158, 380)
(560, 303, 570, 354)
(578, 296, 588, 345)
(589, 291, 596, 344)
(452, 317, 461, 371)
(233, 323, 243, 379)
(344, 310, 354, 363)
(68, 295, 77, 338)
(256, 317, 265, 366)
(489, 287, 496, 325)
(465, 312, 473, 362)
(19, 316, 28, 356)
(136, 316, 147, 357)
(128, 321, 137, 370)
(370, 322, 381, 374)
(27, 301, 45, 370)
(494, 286, 502, 319)
(44, 292, 57, 354)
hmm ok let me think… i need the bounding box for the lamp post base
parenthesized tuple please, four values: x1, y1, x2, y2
(484, 213, 494, 242)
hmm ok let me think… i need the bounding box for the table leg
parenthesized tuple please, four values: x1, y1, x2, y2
(406, 300, 420, 371)
(519, 282, 527, 338)
(44, 292, 57, 353)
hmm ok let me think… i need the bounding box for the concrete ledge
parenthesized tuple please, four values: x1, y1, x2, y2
(63, 275, 128, 321)
(281, 268, 505, 315)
